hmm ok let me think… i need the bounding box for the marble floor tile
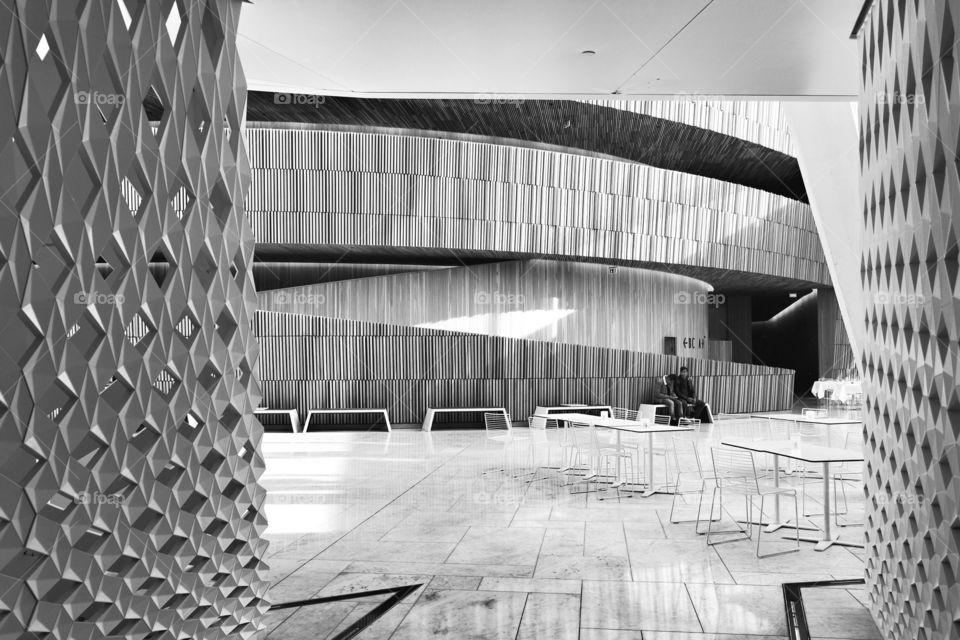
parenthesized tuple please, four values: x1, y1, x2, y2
(579, 630, 644, 640)
(317, 539, 457, 563)
(479, 577, 581, 594)
(580, 580, 702, 632)
(389, 589, 528, 640)
(517, 592, 580, 640)
(326, 602, 414, 640)
(266, 601, 356, 639)
(446, 526, 546, 566)
(429, 574, 483, 590)
(584, 521, 629, 557)
(534, 554, 633, 581)
(261, 431, 872, 639)
(801, 588, 882, 639)
(314, 572, 430, 603)
(541, 526, 586, 555)
(641, 633, 787, 640)
(685, 583, 787, 635)
(623, 538, 735, 584)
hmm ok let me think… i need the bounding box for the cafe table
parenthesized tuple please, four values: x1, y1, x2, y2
(721, 437, 864, 551)
(550, 413, 694, 497)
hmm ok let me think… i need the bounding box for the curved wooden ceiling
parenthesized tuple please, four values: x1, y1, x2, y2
(244, 93, 807, 202)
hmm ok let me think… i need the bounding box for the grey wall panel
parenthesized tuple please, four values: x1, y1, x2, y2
(244, 127, 829, 291)
(0, 1, 267, 638)
(258, 260, 713, 357)
(254, 311, 795, 423)
(859, 0, 960, 637)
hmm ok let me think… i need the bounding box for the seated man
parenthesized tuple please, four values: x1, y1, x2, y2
(674, 366, 710, 423)
(653, 374, 685, 424)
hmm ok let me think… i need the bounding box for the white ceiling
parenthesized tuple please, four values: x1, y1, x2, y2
(238, 0, 862, 99)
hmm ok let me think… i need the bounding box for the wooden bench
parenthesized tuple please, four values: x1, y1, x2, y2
(254, 408, 301, 433)
(421, 407, 509, 432)
(303, 408, 392, 432)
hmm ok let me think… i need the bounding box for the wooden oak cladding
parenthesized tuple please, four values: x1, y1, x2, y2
(245, 127, 828, 292)
(254, 311, 794, 426)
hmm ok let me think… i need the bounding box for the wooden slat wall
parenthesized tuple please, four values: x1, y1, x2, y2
(244, 128, 829, 287)
(257, 260, 712, 357)
(580, 100, 794, 156)
(254, 311, 794, 425)
(817, 289, 855, 377)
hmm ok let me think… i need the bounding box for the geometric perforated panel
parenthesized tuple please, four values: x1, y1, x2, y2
(0, 1, 267, 638)
(858, 0, 960, 637)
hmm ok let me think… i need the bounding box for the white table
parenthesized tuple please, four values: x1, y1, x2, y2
(812, 380, 863, 403)
(533, 405, 611, 417)
(304, 408, 392, 432)
(254, 408, 301, 433)
(421, 407, 509, 432)
(721, 438, 864, 551)
(550, 412, 694, 497)
(750, 413, 862, 447)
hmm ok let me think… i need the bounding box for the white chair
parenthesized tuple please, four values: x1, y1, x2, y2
(599, 408, 643, 485)
(527, 415, 561, 471)
(706, 447, 800, 558)
(668, 439, 720, 531)
(483, 412, 526, 474)
(566, 422, 634, 500)
(832, 430, 864, 527)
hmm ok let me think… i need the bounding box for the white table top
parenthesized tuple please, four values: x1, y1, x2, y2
(549, 413, 695, 435)
(750, 413, 863, 426)
(534, 405, 611, 415)
(721, 438, 864, 463)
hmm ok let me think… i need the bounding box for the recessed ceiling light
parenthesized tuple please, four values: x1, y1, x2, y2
(788, 292, 798, 298)
(581, 50, 596, 55)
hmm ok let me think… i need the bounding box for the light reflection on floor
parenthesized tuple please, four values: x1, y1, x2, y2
(259, 422, 881, 639)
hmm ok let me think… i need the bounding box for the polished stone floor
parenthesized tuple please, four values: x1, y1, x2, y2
(259, 420, 880, 639)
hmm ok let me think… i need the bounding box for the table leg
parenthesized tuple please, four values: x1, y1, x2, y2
(791, 460, 863, 550)
(615, 430, 624, 487)
(754, 453, 818, 533)
(641, 433, 656, 497)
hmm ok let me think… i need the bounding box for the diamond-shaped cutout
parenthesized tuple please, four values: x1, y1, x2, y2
(36, 34, 50, 60)
(42, 379, 78, 424)
(121, 163, 151, 218)
(100, 375, 134, 413)
(116, 0, 133, 29)
(152, 367, 180, 398)
(175, 311, 199, 344)
(199, 361, 222, 393)
(188, 87, 211, 144)
(149, 248, 172, 289)
(171, 180, 194, 221)
(124, 311, 155, 351)
(165, 0, 185, 47)
(130, 422, 161, 455)
(178, 411, 204, 442)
